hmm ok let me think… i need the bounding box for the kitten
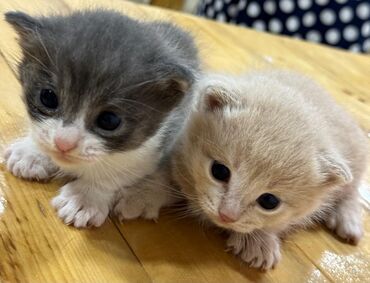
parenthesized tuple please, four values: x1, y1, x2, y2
(115, 70, 368, 270)
(4, 10, 198, 228)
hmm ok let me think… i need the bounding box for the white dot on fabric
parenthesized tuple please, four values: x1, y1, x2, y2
(247, 2, 261, 18)
(269, 18, 283, 33)
(315, 0, 329, 6)
(362, 22, 370, 37)
(253, 20, 266, 31)
(343, 25, 359, 42)
(303, 12, 317, 27)
(280, 0, 295, 13)
(237, 0, 247, 11)
(306, 30, 322, 42)
(364, 39, 370, 51)
(339, 6, 354, 23)
(207, 7, 215, 17)
(357, 2, 370, 20)
(214, 0, 224, 11)
(216, 12, 226, 22)
(227, 5, 238, 17)
(335, 0, 347, 4)
(286, 16, 300, 32)
(264, 0, 277, 15)
(349, 43, 361, 53)
(298, 0, 312, 10)
(325, 28, 341, 44)
(320, 9, 337, 26)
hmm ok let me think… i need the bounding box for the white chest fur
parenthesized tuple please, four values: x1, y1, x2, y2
(71, 128, 164, 190)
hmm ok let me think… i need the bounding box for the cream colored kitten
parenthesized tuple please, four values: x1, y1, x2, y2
(115, 70, 368, 270)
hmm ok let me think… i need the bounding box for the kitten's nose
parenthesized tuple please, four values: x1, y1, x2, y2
(54, 136, 78, 152)
(218, 211, 238, 223)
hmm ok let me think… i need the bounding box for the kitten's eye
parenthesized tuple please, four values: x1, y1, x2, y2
(211, 161, 231, 183)
(96, 111, 121, 131)
(257, 193, 280, 210)
(40, 89, 58, 109)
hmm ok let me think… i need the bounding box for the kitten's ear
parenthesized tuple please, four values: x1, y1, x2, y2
(160, 63, 195, 95)
(319, 152, 353, 186)
(141, 63, 195, 113)
(5, 11, 41, 37)
(200, 84, 239, 112)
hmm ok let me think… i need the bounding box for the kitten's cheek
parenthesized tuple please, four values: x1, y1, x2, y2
(30, 126, 53, 148)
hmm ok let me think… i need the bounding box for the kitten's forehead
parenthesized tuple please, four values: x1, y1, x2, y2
(22, 14, 178, 91)
(196, 106, 318, 186)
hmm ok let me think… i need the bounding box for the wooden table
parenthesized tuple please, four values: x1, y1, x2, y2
(0, 1, 369, 282)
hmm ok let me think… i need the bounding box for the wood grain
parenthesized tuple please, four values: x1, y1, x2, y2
(0, 0, 369, 282)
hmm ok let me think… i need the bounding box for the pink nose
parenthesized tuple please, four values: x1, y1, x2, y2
(54, 136, 78, 152)
(219, 212, 238, 223)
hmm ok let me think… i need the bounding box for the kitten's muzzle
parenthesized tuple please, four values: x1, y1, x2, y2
(54, 126, 81, 153)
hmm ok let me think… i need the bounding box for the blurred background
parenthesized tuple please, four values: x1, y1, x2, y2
(131, 0, 370, 53)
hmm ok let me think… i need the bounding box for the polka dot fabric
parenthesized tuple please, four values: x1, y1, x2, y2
(198, 0, 370, 53)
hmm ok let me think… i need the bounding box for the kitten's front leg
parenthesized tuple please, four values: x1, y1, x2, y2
(227, 230, 281, 270)
(51, 179, 115, 228)
(114, 170, 177, 221)
(4, 135, 58, 180)
(325, 185, 363, 244)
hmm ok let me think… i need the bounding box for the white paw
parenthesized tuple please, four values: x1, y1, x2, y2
(4, 138, 57, 180)
(325, 207, 363, 245)
(227, 231, 281, 270)
(51, 182, 110, 228)
(114, 191, 161, 221)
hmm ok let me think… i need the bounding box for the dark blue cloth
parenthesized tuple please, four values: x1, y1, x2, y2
(198, 0, 370, 53)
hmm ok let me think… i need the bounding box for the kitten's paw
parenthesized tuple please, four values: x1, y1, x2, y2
(325, 206, 363, 245)
(227, 231, 281, 270)
(5, 138, 57, 180)
(51, 182, 110, 228)
(114, 191, 161, 221)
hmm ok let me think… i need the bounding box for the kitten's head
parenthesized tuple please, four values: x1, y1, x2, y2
(6, 10, 198, 169)
(180, 74, 352, 233)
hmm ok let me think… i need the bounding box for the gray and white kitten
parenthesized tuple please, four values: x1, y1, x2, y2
(115, 70, 368, 270)
(4, 10, 199, 228)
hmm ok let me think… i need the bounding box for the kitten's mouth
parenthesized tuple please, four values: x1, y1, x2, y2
(207, 213, 251, 233)
(40, 145, 96, 165)
(51, 152, 81, 164)
(47, 149, 93, 165)
(47, 149, 97, 166)
(35, 142, 83, 165)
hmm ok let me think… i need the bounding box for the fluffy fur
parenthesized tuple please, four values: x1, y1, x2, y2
(4, 10, 199, 227)
(116, 70, 368, 269)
